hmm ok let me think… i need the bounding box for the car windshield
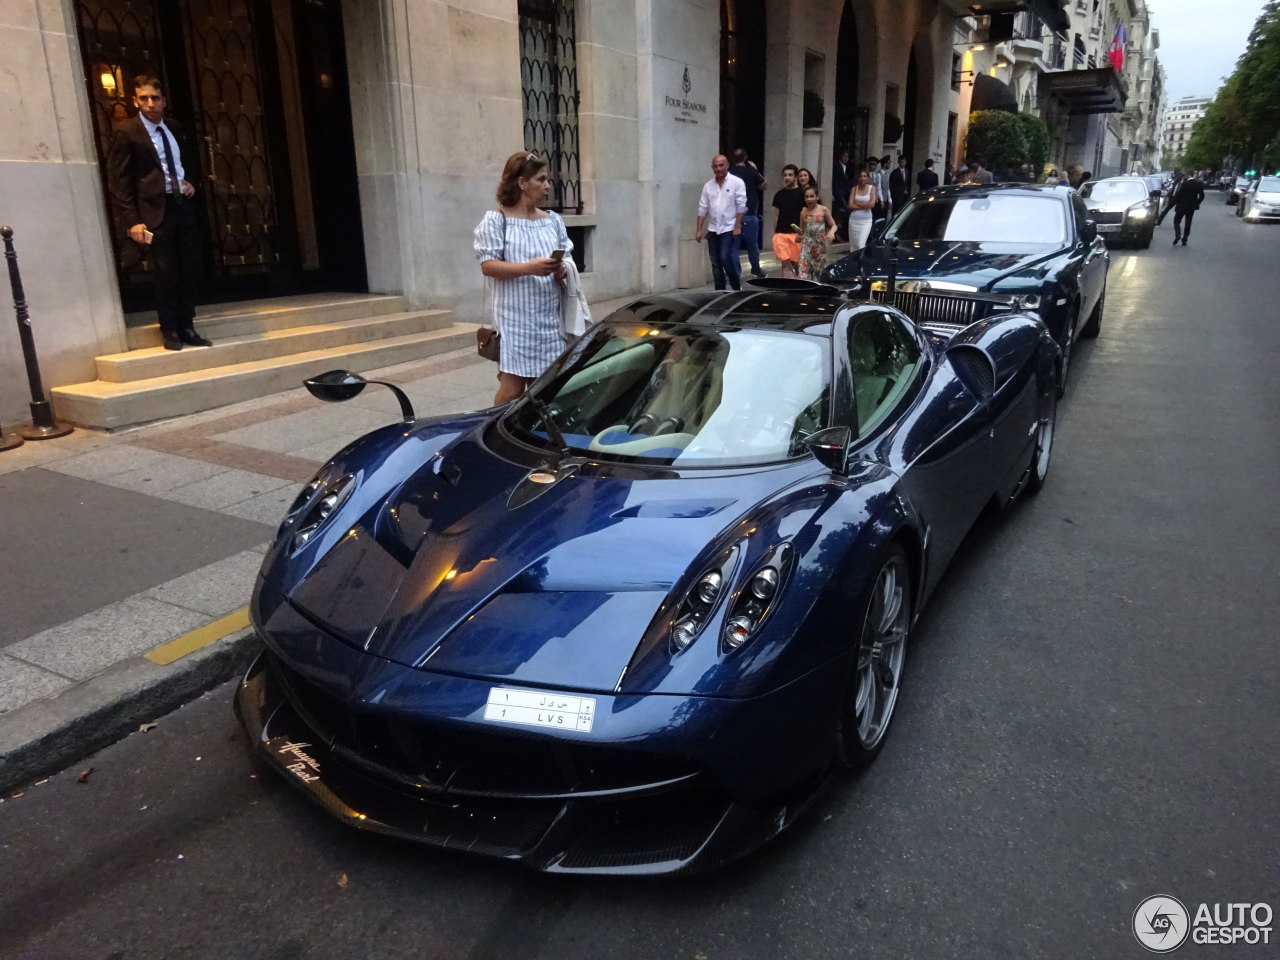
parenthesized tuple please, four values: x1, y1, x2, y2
(504, 323, 830, 466)
(1256, 177, 1280, 192)
(1080, 180, 1148, 204)
(890, 195, 1066, 244)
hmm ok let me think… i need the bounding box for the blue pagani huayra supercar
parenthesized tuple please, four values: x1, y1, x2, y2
(235, 280, 1060, 874)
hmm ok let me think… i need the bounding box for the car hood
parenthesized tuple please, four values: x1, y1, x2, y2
(1253, 191, 1280, 202)
(848, 242, 1062, 290)
(269, 429, 824, 693)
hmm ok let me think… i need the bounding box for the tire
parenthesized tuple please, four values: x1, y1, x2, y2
(1138, 232, 1152, 249)
(1026, 383, 1058, 495)
(836, 545, 911, 769)
(1080, 287, 1103, 339)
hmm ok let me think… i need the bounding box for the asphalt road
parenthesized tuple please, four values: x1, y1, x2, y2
(2, 202, 1277, 960)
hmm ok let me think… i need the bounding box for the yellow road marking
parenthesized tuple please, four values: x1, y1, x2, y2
(1122, 256, 1138, 278)
(144, 607, 251, 665)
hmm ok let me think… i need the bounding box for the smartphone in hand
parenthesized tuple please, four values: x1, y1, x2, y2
(549, 249, 565, 262)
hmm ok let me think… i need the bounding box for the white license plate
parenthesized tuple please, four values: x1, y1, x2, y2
(484, 686, 596, 732)
(1097, 224, 1120, 233)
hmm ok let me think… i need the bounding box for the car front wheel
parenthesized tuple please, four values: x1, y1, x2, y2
(837, 546, 911, 768)
(1026, 384, 1057, 495)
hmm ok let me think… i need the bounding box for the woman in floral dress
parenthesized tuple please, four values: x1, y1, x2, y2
(797, 186, 837, 280)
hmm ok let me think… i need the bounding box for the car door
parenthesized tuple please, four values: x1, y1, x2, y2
(844, 307, 992, 595)
(1070, 194, 1107, 321)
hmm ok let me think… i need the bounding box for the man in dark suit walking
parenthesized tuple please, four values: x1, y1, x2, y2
(1158, 173, 1205, 246)
(916, 158, 939, 192)
(108, 76, 211, 351)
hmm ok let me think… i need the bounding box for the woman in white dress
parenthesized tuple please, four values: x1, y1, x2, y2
(474, 151, 572, 405)
(846, 169, 877, 250)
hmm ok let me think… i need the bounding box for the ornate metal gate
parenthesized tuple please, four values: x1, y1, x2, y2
(74, 0, 167, 281)
(518, 0, 582, 214)
(182, 0, 279, 274)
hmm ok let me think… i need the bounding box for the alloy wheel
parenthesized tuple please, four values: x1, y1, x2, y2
(852, 554, 910, 752)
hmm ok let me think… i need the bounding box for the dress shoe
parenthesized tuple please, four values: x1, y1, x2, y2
(1181, 238, 1188, 246)
(180, 330, 213, 347)
(1172, 236, 1180, 245)
(162, 335, 184, 351)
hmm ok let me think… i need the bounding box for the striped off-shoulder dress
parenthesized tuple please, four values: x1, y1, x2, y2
(473, 210, 573, 378)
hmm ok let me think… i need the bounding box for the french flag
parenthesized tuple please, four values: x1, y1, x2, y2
(1108, 24, 1127, 72)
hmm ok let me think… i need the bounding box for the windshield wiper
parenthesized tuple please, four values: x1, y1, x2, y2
(524, 393, 572, 462)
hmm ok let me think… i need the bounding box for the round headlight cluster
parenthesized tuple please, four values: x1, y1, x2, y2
(289, 472, 355, 550)
(721, 550, 790, 650)
(671, 568, 725, 651)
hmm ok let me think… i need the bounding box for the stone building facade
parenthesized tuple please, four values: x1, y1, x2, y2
(1, 0, 981, 427)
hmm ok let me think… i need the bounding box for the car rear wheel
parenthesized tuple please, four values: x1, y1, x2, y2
(836, 547, 911, 768)
(1080, 288, 1103, 339)
(1026, 384, 1057, 495)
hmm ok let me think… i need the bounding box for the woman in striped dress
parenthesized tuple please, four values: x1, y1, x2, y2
(474, 152, 572, 404)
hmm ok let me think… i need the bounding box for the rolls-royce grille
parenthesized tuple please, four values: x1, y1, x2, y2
(1089, 210, 1124, 224)
(874, 290, 986, 328)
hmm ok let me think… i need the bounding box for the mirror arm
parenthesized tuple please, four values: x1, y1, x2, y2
(369, 380, 416, 423)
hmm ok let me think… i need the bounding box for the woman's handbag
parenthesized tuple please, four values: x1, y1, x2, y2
(476, 211, 508, 362)
(475, 327, 501, 361)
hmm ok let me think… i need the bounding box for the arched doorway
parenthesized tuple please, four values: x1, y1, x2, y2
(834, 1, 868, 169)
(720, 0, 766, 161)
(904, 46, 918, 168)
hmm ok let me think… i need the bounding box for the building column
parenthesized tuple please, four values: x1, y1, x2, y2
(0, 0, 124, 424)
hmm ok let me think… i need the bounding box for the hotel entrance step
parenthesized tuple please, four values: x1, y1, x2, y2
(98, 309, 453, 383)
(52, 324, 481, 430)
(123, 293, 410, 350)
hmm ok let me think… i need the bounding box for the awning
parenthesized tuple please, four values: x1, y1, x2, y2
(961, 0, 1070, 35)
(971, 73, 1019, 113)
(1039, 67, 1127, 114)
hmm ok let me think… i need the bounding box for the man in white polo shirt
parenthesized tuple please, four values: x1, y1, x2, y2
(694, 154, 747, 291)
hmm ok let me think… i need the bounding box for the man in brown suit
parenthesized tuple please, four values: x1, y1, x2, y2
(108, 76, 211, 350)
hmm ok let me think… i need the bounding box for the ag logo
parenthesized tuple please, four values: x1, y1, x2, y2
(1133, 895, 1190, 953)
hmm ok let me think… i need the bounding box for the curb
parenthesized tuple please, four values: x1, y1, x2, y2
(0, 627, 262, 794)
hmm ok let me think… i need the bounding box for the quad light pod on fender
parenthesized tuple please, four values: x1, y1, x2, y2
(722, 544, 794, 652)
(282, 468, 357, 552)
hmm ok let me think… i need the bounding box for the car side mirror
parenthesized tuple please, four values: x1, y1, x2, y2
(1149, 190, 1162, 199)
(1080, 220, 1098, 243)
(304, 369, 416, 423)
(804, 426, 851, 472)
(868, 218, 889, 245)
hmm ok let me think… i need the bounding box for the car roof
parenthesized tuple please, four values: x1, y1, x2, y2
(1084, 176, 1149, 185)
(914, 182, 1075, 201)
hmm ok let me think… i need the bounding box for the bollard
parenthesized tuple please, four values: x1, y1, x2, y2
(1, 226, 73, 440)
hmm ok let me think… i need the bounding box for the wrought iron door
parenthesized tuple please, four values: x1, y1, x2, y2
(75, 0, 166, 281)
(181, 0, 280, 276)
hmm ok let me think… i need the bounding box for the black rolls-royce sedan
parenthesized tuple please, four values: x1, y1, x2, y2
(822, 184, 1109, 393)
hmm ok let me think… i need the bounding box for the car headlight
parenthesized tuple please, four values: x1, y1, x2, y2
(720, 544, 794, 652)
(282, 469, 356, 551)
(1126, 206, 1150, 220)
(669, 566, 731, 652)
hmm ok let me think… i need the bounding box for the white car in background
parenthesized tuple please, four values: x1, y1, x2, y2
(1240, 176, 1280, 222)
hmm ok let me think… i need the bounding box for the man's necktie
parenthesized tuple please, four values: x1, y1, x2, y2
(158, 124, 181, 197)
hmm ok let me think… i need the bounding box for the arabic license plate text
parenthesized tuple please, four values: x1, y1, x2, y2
(484, 687, 596, 732)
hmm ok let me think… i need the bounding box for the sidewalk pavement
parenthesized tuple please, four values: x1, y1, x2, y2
(0, 241, 849, 793)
